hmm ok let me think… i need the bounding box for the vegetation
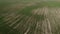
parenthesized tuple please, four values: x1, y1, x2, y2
(0, 0, 60, 34)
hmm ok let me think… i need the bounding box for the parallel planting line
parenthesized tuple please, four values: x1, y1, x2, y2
(16, 16, 33, 34)
(6, 15, 20, 24)
(13, 16, 29, 29)
(9, 15, 25, 27)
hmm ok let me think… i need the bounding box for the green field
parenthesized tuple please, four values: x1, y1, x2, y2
(0, 0, 60, 34)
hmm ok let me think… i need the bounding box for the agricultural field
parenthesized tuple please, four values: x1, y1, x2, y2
(0, 0, 60, 34)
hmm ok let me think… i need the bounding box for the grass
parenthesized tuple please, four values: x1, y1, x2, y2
(43, 1, 60, 7)
(0, 0, 60, 34)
